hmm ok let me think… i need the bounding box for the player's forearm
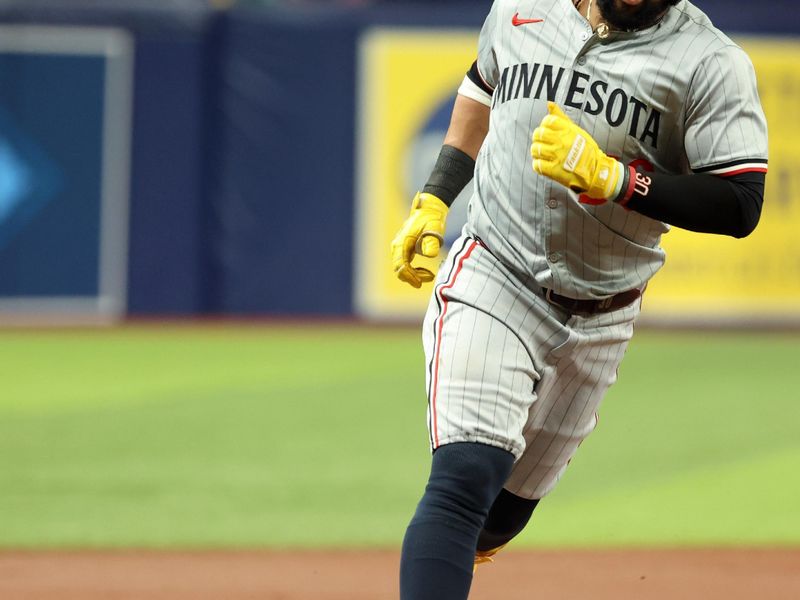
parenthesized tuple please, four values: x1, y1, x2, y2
(444, 94, 490, 160)
(618, 169, 766, 239)
(422, 95, 490, 207)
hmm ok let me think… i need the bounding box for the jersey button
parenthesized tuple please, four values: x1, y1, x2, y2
(547, 252, 560, 263)
(577, 56, 587, 66)
(580, 32, 589, 41)
(547, 198, 559, 209)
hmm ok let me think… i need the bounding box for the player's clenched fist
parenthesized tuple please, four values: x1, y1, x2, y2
(531, 102, 623, 201)
(391, 192, 449, 288)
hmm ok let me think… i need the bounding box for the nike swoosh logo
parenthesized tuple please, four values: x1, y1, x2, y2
(512, 13, 544, 27)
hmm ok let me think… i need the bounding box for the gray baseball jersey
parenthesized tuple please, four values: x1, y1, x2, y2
(421, 0, 769, 499)
(457, 0, 769, 300)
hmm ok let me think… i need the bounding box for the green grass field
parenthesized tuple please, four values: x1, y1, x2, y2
(0, 325, 798, 549)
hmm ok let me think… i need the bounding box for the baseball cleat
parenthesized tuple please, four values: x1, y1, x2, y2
(473, 544, 507, 573)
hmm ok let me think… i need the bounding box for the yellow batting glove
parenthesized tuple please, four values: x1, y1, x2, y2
(390, 192, 449, 289)
(531, 102, 623, 201)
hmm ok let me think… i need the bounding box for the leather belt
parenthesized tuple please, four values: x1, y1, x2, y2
(543, 287, 641, 317)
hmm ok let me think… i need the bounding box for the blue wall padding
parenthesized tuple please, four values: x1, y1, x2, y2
(206, 9, 360, 314)
(205, 3, 490, 315)
(126, 33, 211, 314)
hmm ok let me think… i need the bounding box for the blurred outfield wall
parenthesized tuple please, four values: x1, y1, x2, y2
(0, 0, 797, 322)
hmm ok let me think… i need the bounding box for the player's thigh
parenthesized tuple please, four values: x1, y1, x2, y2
(505, 305, 638, 499)
(421, 237, 541, 458)
(423, 297, 538, 458)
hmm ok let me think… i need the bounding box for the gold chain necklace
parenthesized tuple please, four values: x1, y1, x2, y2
(585, 0, 611, 39)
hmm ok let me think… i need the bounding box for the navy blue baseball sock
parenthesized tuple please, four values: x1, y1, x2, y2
(399, 442, 514, 600)
(476, 488, 540, 551)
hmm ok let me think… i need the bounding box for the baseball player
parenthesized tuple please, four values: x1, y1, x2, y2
(390, 1, 768, 598)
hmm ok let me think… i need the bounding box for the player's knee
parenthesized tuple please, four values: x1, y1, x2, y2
(415, 442, 515, 529)
(477, 488, 540, 550)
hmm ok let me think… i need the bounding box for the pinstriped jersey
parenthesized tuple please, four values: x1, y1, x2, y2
(456, 0, 769, 299)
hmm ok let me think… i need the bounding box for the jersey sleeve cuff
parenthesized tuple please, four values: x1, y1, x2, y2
(458, 75, 493, 107)
(467, 60, 494, 95)
(692, 158, 768, 177)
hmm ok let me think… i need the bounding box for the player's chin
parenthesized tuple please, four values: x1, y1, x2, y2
(597, 0, 671, 30)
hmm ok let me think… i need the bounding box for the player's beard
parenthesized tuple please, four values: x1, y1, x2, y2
(595, 0, 680, 31)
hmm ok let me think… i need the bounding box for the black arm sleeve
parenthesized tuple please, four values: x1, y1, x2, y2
(622, 169, 766, 239)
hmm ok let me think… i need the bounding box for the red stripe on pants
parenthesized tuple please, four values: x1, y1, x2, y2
(430, 240, 479, 449)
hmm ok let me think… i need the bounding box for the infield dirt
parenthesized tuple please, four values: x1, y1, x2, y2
(1, 549, 797, 599)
